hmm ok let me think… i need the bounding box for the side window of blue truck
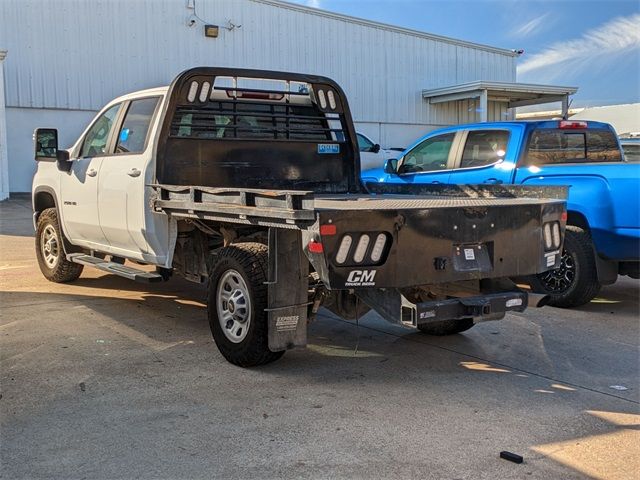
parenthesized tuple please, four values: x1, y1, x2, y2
(459, 130, 509, 169)
(400, 133, 455, 173)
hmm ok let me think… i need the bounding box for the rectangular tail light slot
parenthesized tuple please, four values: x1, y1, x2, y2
(333, 232, 391, 267)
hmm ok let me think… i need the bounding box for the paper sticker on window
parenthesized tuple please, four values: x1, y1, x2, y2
(464, 248, 475, 260)
(119, 128, 130, 143)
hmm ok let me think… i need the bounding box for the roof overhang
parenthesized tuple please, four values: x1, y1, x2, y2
(422, 81, 578, 109)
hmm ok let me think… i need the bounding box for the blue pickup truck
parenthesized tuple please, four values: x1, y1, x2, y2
(362, 120, 640, 307)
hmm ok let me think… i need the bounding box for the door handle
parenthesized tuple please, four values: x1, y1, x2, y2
(127, 168, 141, 178)
(485, 178, 503, 184)
(87, 169, 97, 177)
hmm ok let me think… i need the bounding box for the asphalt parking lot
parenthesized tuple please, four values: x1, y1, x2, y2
(1, 196, 639, 480)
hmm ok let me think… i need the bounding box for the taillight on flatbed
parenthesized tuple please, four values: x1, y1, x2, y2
(308, 241, 324, 253)
(334, 232, 390, 266)
(542, 221, 562, 251)
(559, 120, 588, 129)
(320, 224, 337, 236)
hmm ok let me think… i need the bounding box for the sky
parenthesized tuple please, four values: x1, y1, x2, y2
(290, 0, 640, 109)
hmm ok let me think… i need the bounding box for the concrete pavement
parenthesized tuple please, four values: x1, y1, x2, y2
(1, 196, 638, 479)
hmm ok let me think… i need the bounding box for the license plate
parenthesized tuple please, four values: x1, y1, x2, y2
(452, 243, 492, 272)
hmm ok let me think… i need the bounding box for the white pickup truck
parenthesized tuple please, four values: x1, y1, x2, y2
(356, 132, 398, 171)
(32, 67, 566, 367)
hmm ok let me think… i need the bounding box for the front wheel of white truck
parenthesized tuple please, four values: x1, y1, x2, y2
(35, 208, 83, 283)
(207, 243, 285, 367)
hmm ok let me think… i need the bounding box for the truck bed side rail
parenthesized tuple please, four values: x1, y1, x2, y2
(364, 182, 568, 201)
(151, 184, 316, 228)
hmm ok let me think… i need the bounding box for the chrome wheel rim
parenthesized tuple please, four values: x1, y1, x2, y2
(217, 269, 251, 343)
(41, 225, 60, 269)
(538, 249, 576, 294)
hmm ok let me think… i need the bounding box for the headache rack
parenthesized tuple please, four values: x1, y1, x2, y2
(155, 67, 362, 194)
(169, 89, 343, 142)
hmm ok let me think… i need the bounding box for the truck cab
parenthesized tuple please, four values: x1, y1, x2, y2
(33, 87, 171, 265)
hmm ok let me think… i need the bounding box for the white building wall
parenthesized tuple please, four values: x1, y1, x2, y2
(571, 103, 640, 136)
(0, 0, 516, 192)
(0, 50, 8, 200)
(5, 108, 96, 192)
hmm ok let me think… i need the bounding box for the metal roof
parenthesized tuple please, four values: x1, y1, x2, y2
(254, 0, 519, 57)
(422, 81, 578, 108)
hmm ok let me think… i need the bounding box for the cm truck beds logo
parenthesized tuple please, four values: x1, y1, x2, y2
(345, 270, 377, 287)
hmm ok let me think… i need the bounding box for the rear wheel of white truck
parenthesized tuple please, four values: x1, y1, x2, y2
(207, 243, 285, 367)
(35, 208, 83, 283)
(417, 318, 474, 336)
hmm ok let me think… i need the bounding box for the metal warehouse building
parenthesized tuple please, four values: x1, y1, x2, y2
(0, 0, 576, 197)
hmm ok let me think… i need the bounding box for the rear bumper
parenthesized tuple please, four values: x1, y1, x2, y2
(357, 287, 545, 327)
(410, 291, 528, 327)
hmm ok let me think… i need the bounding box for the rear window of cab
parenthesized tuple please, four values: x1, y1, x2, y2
(522, 129, 622, 166)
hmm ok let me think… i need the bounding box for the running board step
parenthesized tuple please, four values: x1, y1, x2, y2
(67, 254, 163, 283)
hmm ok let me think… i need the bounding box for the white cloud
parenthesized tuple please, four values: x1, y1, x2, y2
(518, 14, 640, 79)
(306, 0, 321, 8)
(512, 13, 551, 37)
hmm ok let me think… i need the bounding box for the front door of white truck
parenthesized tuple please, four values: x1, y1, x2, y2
(97, 96, 160, 259)
(59, 103, 122, 248)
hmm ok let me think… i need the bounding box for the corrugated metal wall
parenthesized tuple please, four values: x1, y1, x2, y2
(0, 0, 515, 125)
(0, 0, 515, 191)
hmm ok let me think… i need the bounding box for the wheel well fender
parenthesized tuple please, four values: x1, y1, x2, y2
(566, 210, 590, 233)
(33, 188, 58, 218)
(32, 187, 81, 255)
(566, 211, 617, 285)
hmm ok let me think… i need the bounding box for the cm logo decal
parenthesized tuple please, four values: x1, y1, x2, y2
(345, 269, 377, 287)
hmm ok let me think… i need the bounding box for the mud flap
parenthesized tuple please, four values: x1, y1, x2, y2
(267, 228, 309, 351)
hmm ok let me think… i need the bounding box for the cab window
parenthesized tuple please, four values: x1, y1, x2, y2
(79, 103, 121, 158)
(459, 130, 509, 168)
(523, 129, 622, 165)
(357, 133, 375, 152)
(115, 97, 160, 154)
(400, 133, 455, 173)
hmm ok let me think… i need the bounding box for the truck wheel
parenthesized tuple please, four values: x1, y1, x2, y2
(417, 318, 474, 336)
(35, 208, 83, 283)
(207, 243, 285, 367)
(529, 226, 601, 308)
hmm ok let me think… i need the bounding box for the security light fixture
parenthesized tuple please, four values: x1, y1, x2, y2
(204, 24, 219, 38)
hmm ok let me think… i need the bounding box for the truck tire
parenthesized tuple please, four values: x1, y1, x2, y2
(207, 243, 285, 367)
(35, 208, 83, 283)
(528, 226, 601, 308)
(417, 318, 474, 336)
